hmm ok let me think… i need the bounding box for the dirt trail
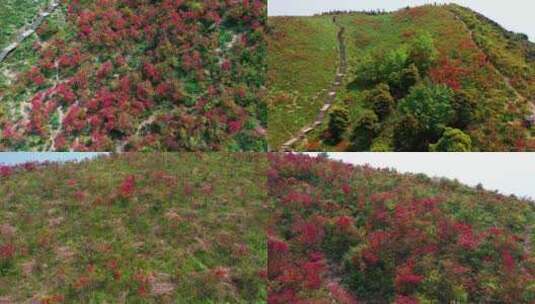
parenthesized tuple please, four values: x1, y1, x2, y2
(280, 20, 347, 151)
(0, 0, 60, 64)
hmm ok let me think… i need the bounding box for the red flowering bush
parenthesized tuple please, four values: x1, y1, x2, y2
(118, 175, 136, 198)
(268, 153, 535, 303)
(1, 0, 267, 151)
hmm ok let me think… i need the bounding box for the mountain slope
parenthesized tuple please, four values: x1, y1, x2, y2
(0, 153, 267, 303)
(0, 1, 267, 152)
(268, 153, 535, 303)
(267, 16, 339, 148)
(267, 4, 535, 151)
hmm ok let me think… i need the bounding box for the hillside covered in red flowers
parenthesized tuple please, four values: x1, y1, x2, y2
(0, 153, 267, 302)
(0, 0, 266, 151)
(268, 153, 535, 303)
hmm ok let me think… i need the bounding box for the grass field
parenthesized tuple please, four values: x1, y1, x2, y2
(0, 153, 267, 302)
(267, 16, 338, 148)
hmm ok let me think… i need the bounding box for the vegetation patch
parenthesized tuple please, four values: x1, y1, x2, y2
(0, 0, 267, 152)
(269, 5, 535, 151)
(0, 153, 267, 302)
(268, 153, 535, 303)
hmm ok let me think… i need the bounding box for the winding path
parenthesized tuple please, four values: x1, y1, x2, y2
(0, 0, 60, 64)
(280, 20, 347, 151)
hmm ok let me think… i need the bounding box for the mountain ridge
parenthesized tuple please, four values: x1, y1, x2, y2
(267, 4, 535, 151)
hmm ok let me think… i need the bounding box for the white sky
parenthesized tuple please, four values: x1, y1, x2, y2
(268, 0, 535, 42)
(0, 153, 105, 165)
(305, 153, 535, 200)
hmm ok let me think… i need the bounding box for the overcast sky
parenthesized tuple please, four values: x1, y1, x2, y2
(0, 153, 105, 165)
(268, 0, 535, 41)
(305, 153, 535, 200)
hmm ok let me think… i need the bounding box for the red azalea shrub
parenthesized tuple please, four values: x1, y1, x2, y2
(119, 175, 136, 198)
(429, 57, 468, 91)
(268, 153, 535, 303)
(1, 0, 267, 151)
(0, 244, 15, 260)
(0, 166, 13, 177)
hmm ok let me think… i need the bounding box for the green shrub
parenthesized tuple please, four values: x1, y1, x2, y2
(355, 48, 409, 89)
(393, 114, 428, 151)
(326, 105, 350, 144)
(429, 127, 472, 151)
(399, 63, 421, 95)
(451, 89, 477, 128)
(369, 83, 395, 120)
(350, 110, 380, 151)
(408, 33, 438, 73)
(355, 43, 425, 98)
(370, 138, 391, 152)
(398, 83, 455, 137)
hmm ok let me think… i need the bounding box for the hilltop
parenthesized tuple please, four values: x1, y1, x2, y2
(0, 153, 267, 302)
(0, 1, 267, 151)
(267, 4, 535, 151)
(268, 153, 535, 303)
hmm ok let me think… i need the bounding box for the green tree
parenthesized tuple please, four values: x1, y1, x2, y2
(355, 48, 409, 89)
(408, 33, 438, 74)
(327, 105, 350, 144)
(350, 110, 380, 151)
(369, 83, 395, 120)
(429, 127, 472, 151)
(382, 47, 410, 87)
(398, 83, 455, 137)
(399, 63, 420, 96)
(451, 89, 477, 129)
(393, 114, 427, 151)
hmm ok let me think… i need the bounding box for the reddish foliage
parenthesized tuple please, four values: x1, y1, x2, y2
(0, 243, 15, 259)
(501, 248, 515, 272)
(395, 260, 424, 290)
(282, 191, 314, 208)
(327, 281, 359, 304)
(268, 153, 532, 302)
(429, 57, 468, 91)
(294, 220, 324, 245)
(303, 254, 325, 289)
(336, 215, 353, 230)
(119, 175, 136, 198)
(0, 166, 13, 177)
(1, 0, 266, 151)
(395, 295, 419, 304)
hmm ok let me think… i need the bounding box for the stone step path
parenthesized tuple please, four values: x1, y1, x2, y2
(0, 0, 60, 63)
(280, 22, 347, 151)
